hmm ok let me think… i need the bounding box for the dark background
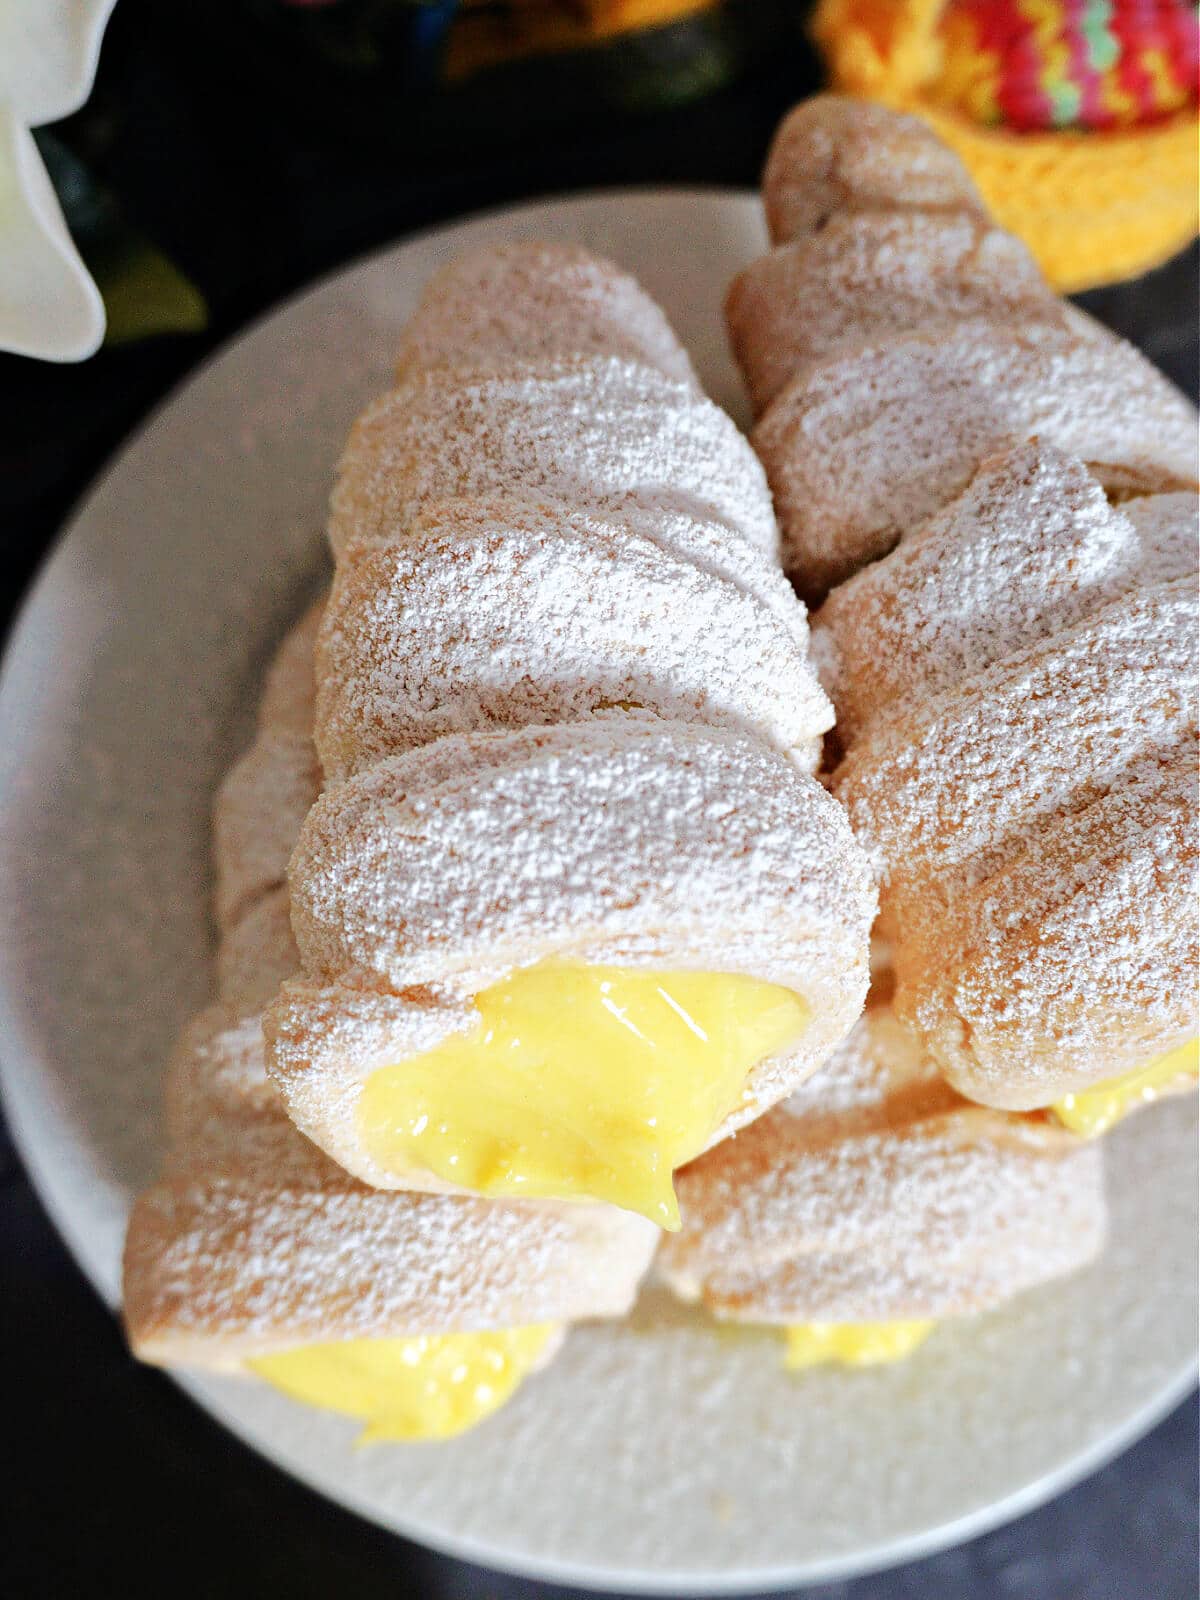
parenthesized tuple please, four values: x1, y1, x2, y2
(2, 6, 1197, 1596)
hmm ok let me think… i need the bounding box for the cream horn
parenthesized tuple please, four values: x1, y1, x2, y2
(731, 96, 1197, 602)
(124, 610, 658, 1442)
(658, 978, 1108, 1366)
(728, 97, 1198, 1116)
(264, 243, 876, 1228)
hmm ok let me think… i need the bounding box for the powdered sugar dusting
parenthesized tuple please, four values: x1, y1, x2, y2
(7, 187, 1194, 1581)
(728, 210, 1049, 416)
(212, 599, 324, 932)
(268, 241, 873, 1186)
(274, 720, 874, 1191)
(744, 98, 1197, 599)
(394, 241, 699, 390)
(735, 96, 1198, 1110)
(814, 442, 1146, 744)
(216, 887, 301, 1017)
(316, 494, 830, 784)
(761, 95, 984, 248)
(329, 354, 780, 562)
(820, 475, 1198, 1109)
(753, 319, 1197, 598)
(661, 1001, 1106, 1320)
(893, 749, 1198, 1105)
(124, 616, 658, 1365)
(1125, 490, 1200, 583)
(835, 578, 1196, 903)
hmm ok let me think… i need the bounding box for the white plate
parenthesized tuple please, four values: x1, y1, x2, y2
(0, 189, 1195, 1595)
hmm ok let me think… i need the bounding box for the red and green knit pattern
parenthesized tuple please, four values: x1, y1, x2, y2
(935, 0, 1199, 130)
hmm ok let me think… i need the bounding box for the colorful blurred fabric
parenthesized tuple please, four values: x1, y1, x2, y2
(932, 0, 1198, 131)
(812, 0, 1199, 289)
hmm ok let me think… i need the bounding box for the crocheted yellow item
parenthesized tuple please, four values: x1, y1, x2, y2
(811, 0, 1199, 290)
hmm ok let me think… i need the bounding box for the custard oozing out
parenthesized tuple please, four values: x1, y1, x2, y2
(250, 1325, 559, 1443)
(783, 1321, 937, 1370)
(1051, 1038, 1199, 1138)
(357, 960, 809, 1228)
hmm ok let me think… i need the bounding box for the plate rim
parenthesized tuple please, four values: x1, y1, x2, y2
(1, 183, 1196, 1595)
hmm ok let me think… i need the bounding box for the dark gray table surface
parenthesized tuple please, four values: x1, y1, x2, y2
(1, 8, 1196, 1594)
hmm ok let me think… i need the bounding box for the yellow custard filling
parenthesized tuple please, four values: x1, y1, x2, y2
(1051, 1039, 1199, 1138)
(358, 960, 808, 1229)
(783, 1321, 937, 1370)
(250, 1325, 558, 1443)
